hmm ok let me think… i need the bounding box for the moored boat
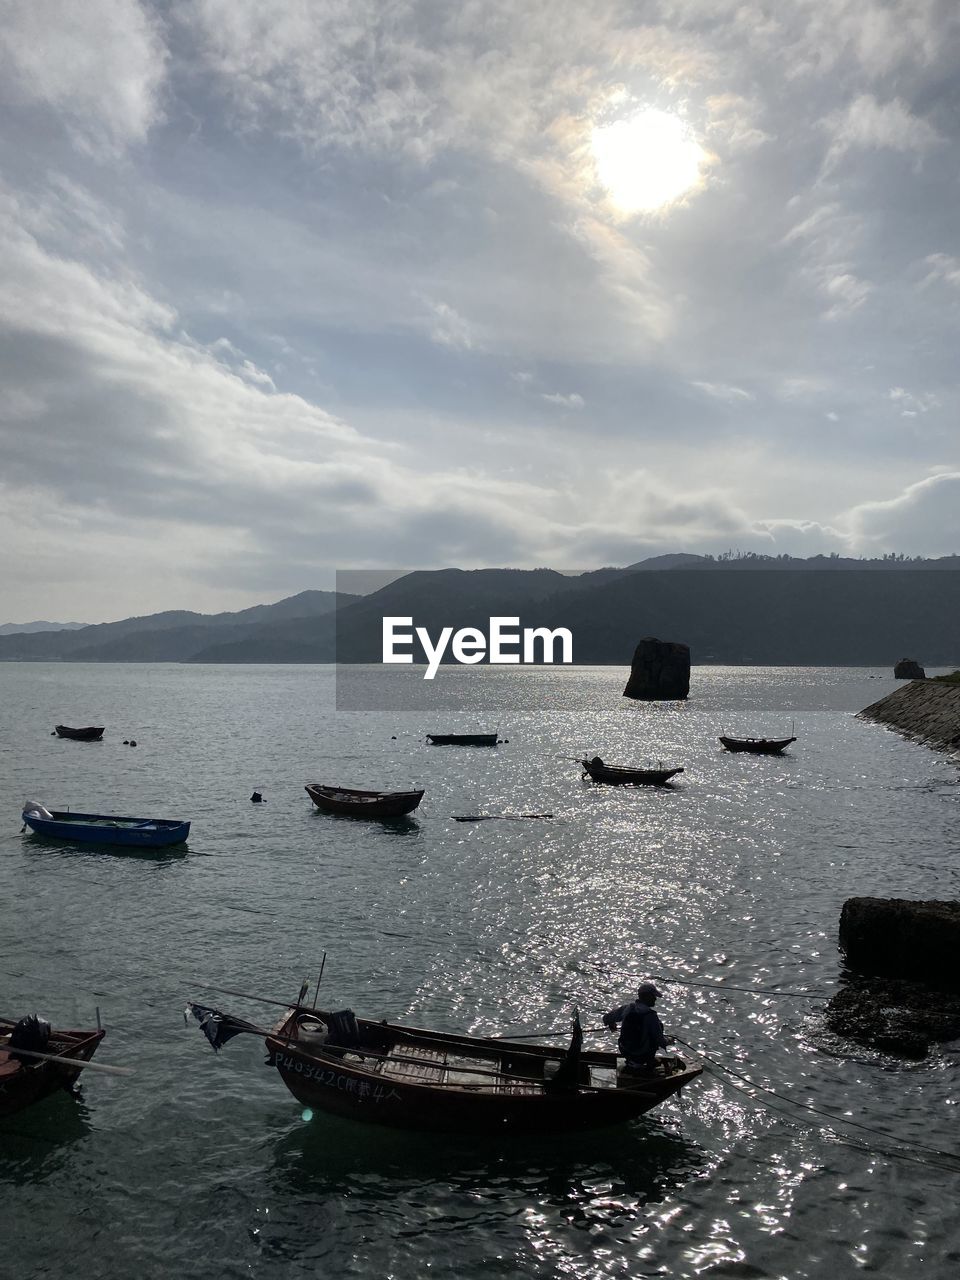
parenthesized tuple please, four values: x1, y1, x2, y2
(719, 735, 796, 755)
(0, 1014, 106, 1117)
(305, 783, 424, 819)
(581, 756, 683, 786)
(187, 997, 701, 1134)
(21, 802, 190, 848)
(54, 725, 104, 741)
(426, 733, 500, 746)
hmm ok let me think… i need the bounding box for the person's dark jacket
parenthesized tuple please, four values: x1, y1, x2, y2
(603, 998, 667, 1067)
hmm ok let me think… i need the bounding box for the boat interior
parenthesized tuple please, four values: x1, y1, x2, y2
(281, 1010, 687, 1094)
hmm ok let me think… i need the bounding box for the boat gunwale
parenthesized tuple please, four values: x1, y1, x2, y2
(265, 1009, 701, 1101)
(305, 784, 424, 803)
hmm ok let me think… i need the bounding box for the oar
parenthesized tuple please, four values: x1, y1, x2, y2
(6, 1047, 133, 1076)
(452, 814, 554, 822)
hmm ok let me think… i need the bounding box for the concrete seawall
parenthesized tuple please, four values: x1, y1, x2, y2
(858, 679, 960, 754)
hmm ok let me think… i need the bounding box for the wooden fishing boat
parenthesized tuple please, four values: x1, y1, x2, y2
(187, 999, 701, 1134)
(305, 783, 424, 819)
(54, 725, 104, 741)
(21, 803, 190, 848)
(0, 1015, 105, 1118)
(426, 732, 499, 746)
(581, 757, 683, 786)
(719, 735, 796, 755)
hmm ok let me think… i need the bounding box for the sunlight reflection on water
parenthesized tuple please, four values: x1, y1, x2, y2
(1, 664, 958, 1277)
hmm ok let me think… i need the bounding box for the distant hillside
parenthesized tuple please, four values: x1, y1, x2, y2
(0, 590, 351, 662)
(3, 555, 960, 664)
(0, 620, 86, 635)
(328, 560, 960, 666)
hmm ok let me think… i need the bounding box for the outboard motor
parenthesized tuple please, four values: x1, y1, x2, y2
(9, 1014, 51, 1064)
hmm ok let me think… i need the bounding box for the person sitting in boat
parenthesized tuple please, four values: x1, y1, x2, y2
(603, 982, 670, 1074)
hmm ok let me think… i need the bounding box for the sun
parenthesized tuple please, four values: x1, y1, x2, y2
(590, 109, 705, 213)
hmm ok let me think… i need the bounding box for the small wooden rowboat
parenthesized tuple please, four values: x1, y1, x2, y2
(0, 1016, 105, 1118)
(719, 735, 796, 755)
(426, 732, 500, 746)
(581, 757, 683, 786)
(188, 998, 701, 1134)
(54, 725, 104, 741)
(305, 783, 424, 819)
(21, 803, 190, 848)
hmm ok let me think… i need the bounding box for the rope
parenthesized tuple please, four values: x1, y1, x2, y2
(596, 960, 830, 1000)
(678, 1037, 960, 1171)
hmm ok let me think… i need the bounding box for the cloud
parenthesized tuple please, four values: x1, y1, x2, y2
(425, 299, 475, 351)
(3, 1, 960, 619)
(0, 0, 167, 156)
(847, 471, 960, 554)
(824, 94, 942, 171)
(692, 381, 754, 403)
(888, 386, 939, 417)
(539, 392, 585, 409)
(922, 253, 960, 289)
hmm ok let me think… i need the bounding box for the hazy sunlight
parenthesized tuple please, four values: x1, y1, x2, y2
(591, 109, 705, 212)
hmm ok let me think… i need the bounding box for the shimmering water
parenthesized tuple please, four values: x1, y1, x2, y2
(1, 664, 958, 1279)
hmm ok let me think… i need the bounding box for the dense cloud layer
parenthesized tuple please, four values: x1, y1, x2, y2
(0, 1, 957, 619)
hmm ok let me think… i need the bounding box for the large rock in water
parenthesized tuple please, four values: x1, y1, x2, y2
(839, 897, 960, 988)
(623, 637, 690, 701)
(825, 897, 960, 1057)
(894, 658, 925, 679)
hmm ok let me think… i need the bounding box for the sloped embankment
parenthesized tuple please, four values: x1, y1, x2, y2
(858, 679, 960, 754)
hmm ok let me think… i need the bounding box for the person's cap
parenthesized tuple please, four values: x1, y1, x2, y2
(637, 982, 661, 1001)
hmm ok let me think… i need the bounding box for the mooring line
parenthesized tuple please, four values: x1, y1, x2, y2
(679, 1037, 960, 1170)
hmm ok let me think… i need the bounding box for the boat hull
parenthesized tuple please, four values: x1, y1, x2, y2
(582, 762, 683, 786)
(54, 725, 104, 741)
(264, 1012, 700, 1134)
(0, 1022, 105, 1118)
(22, 810, 190, 847)
(305, 784, 424, 819)
(719, 736, 796, 755)
(426, 734, 499, 746)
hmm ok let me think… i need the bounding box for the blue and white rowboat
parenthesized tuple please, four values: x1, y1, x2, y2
(21, 802, 190, 848)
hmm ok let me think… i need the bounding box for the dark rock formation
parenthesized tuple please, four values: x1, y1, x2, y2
(894, 658, 926, 679)
(839, 897, 960, 989)
(826, 977, 960, 1059)
(623, 637, 690, 701)
(825, 897, 960, 1057)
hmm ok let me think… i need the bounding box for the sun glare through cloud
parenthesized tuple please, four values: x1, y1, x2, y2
(591, 109, 705, 212)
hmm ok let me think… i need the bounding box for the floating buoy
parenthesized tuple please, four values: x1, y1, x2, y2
(251, 791, 264, 803)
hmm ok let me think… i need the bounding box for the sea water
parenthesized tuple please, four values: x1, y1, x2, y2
(1, 663, 958, 1279)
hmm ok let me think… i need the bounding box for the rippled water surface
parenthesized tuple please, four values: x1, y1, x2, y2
(1, 664, 959, 1279)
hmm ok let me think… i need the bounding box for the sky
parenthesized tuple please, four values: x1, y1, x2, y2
(1, 0, 959, 622)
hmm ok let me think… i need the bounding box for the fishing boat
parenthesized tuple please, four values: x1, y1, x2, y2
(581, 757, 684, 786)
(305, 783, 424, 819)
(187, 997, 701, 1134)
(426, 732, 500, 746)
(719, 735, 796, 755)
(21, 802, 190, 848)
(0, 1014, 106, 1118)
(54, 725, 104, 742)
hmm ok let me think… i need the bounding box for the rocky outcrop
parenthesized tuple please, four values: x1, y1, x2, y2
(826, 978, 960, 1059)
(623, 638, 690, 701)
(894, 658, 926, 679)
(825, 897, 960, 1057)
(858, 680, 960, 754)
(839, 897, 960, 988)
